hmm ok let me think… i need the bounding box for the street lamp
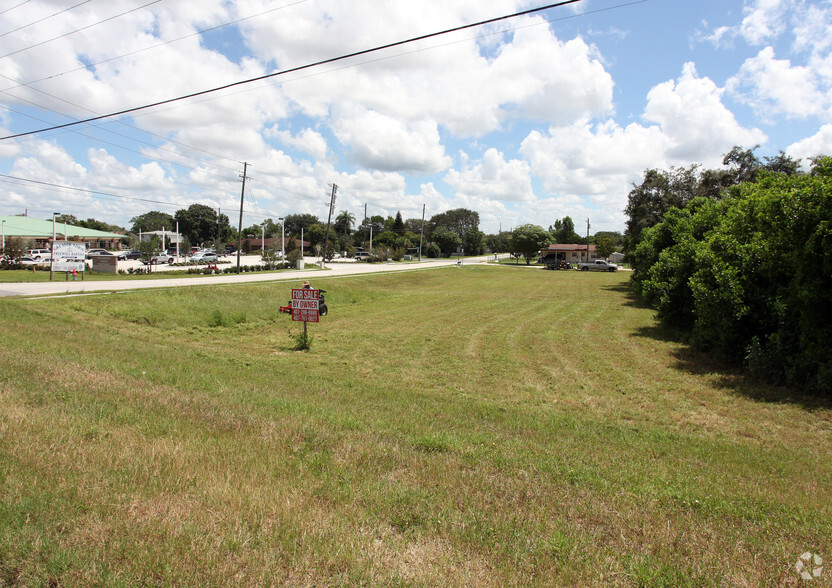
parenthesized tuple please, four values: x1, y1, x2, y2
(50, 212, 59, 280)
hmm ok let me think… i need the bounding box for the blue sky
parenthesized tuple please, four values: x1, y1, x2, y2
(0, 0, 830, 235)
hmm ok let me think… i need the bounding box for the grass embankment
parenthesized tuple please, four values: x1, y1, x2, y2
(0, 266, 829, 585)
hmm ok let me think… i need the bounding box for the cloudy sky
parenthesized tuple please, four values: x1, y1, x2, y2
(0, 0, 830, 235)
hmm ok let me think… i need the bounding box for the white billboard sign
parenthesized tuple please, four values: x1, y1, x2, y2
(52, 242, 86, 273)
(52, 241, 86, 260)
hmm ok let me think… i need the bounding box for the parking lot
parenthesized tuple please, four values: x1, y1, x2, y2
(100, 253, 358, 272)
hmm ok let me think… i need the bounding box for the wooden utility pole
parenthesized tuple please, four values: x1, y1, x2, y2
(585, 218, 591, 262)
(236, 162, 248, 273)
(320, 183, 337, 267)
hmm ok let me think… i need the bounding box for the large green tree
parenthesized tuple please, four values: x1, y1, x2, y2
(463, 227, 486, 255)
(305, 223, 339, 251)
(131, 211, 175, 234)
(392, 211, 405, 233)
(594, 234, 618, 260)
(625, 146, 804, 256)
(509, 224, 551, 265)
(283, 214, 319, 237)
(550, 216, 581, 243)
(486, 232, 510, 254)
(174, 204, 231, 248)
(428, 208, 479, 241)
(432, 226, 462, 256)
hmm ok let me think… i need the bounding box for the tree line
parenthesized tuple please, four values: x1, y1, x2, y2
(54, 201, 614, 263)
(626, 147, 832, 394)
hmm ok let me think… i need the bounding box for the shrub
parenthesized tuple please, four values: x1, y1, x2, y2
(631, 158, 832, 393)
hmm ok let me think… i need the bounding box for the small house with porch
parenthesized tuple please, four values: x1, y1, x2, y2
(538, 243, 598, 264)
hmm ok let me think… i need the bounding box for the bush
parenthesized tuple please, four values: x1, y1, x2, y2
(631, 158, 832, 394)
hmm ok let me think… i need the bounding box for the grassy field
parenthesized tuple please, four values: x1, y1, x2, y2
(0, 265, 830, 586)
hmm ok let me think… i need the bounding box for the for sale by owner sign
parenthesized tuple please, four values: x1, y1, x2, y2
(291, 288, 319, 322)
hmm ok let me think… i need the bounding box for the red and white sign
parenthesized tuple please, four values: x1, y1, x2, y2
(291, 288, 319, 322)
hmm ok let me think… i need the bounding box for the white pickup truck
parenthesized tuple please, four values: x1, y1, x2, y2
(577, 259, 619, 272)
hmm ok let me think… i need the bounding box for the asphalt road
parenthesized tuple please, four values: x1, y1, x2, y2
(0, 255, 493, 298)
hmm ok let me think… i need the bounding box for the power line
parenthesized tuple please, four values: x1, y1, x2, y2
(0, 0, 584, 141)
(0, 1, 311, 174)
(0, 0, 92, 38)
(0, 172, 281, 220)
(0, 85, 244, 174)
(0, 0, 164, 60)
(0, 1, 33, 17)
(0, 97, 327, 202)
(0, 0, 308, 91)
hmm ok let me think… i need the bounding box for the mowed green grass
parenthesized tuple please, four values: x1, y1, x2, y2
(0, 266, 830, 586)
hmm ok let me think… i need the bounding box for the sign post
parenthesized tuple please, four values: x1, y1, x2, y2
(51, 242, 86, 281)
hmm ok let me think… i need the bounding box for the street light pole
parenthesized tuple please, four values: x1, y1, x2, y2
(419, 203, 425, 262)
(50, 212, 59, 280)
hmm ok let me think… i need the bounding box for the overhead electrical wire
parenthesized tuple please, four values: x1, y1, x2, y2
(0, 0, 585, 141)
(0, 1, 32, 17)
(0, 172, 280, 220)
(0, 0, 646, 223)
(0, 0, 92, 38)
(0, 0, 308, 91)
(0, 84, 244, 175)
(0, 0, 164, 59)
(0, 0, 311, 174)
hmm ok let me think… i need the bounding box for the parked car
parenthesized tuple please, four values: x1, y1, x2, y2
(27, 248, 51, 260)
(18, 256, 47, 265)
(150, 253, 175, 264)
(577, 259, 619, 272)
(118, 250, 143, 260)
(354, 251, 371, 260)
(191, 251, 218, 263)
(86, 248, 112, 259)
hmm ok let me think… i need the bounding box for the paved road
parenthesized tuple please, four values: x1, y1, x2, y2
(0, 255, 495, 298)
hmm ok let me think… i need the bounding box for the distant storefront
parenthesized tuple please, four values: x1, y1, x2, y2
(1, 215, 126, 250)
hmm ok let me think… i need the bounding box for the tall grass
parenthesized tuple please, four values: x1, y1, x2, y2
(0, 266, 829, 585)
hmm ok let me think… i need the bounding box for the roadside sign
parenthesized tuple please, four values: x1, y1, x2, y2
(53, 261, 85, 272)
(291, 288, 319, 322)
(52, 241, 86, 261)
(51, 242, 86, 274)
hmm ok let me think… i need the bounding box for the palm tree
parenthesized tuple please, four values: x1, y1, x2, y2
(335, 210, 355, 243)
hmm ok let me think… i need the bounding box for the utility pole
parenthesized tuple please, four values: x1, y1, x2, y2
(236, 162, 248, 273)
(419, 203, 425, 261)
(586, 218, 591, 262)
(320, 183, 337, 267)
